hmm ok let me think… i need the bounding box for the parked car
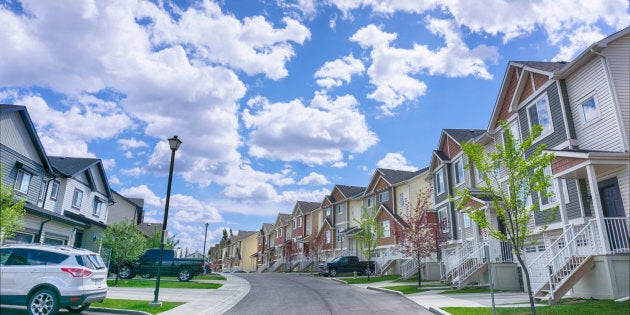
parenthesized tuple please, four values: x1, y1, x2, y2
(116, 248, 204, 281)
(318, 256, 376, 277)
(0, 244, 108, 315)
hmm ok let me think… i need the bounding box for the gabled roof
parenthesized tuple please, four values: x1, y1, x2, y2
(297, 201, 320, 214)
(261, 223, 275, 235)
(0, 104, 53, 174)
(49, 156, 113, 201)
(378, 168, 424, 185)
(374, 204, 407, 228)
(274, 213, 290, 227)
(443, 129, 486, 143)
(335, 185, 366, 199)
(430, 129, 485, 172)
(236, 230, 257, 240)
(510, 61, 567, 74)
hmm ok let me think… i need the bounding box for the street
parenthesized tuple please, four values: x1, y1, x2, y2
(226, 273, 432, 315)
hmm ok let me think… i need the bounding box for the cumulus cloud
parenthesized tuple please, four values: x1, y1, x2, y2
(242, 92, 379, 164)
(350, 21, 498, 115)
(117, 138, 149, 150)
(376, 153, 418, 171)
(314, 54, 365, 88)
(298, 172, 330, 185)
(118, 184, 161, 206)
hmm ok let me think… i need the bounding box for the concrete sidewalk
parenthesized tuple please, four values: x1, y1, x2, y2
(102, 273, 250, 315)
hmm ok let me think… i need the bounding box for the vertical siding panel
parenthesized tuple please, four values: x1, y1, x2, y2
(604, 34, 630, 148)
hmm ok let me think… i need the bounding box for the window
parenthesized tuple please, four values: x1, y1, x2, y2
(14, 169, 32, 194)
(336, 204, 344, 214)
(399, 193, 405, 207)
(540, 166, 557, 206)
(380, 220, 391, 237)
(525, 246, 537, 253)
(475, 165, 483, 183)
(580, 95, 600, 123)
(325, 230, 331, 243)
(463, 212, 470, 228)
(350, 207, 355, 219)
(292, 220, 296, 229)
(436, 170, 445, 194)
(72, 189, 83, 209)
(298, 217, 302, 227)
(50, 181, 59, 200)
(337, 233, 342, 243)
(325, 207, 331, 216)
(454, 159, 464, 185)
(366, 197, 374, 208)
(39, 180, 47, 201)
(93, 198, 103, 216)
(527, 94, 553, 136)
(379, 191, 389, 202)
(503, 120, 521, 147)
(438, 207, 449, 232)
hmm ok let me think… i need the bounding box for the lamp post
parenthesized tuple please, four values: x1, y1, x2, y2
(203, 222, 209, 273)
(150, 136, 182, 307)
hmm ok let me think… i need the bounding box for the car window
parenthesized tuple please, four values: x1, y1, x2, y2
(76, 255, 95, 269)
(0, 248, 12, 265)
(6, 249, 44, 266)
(164, 250, 174, 261)
(46, 252, 69, 265)
(87, 254, 106, 270)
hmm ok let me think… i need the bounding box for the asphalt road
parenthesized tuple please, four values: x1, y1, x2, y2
(225, 273, 432, 315)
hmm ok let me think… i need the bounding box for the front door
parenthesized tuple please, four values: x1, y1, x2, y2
(599, 177, 628, 252)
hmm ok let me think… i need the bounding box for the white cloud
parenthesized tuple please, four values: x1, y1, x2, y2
(108, 175, 121, 185)
(118, 184, 161, 206)
(168, 194, 222, 223)
(350, 22, 498, 115)
(101, 158, 116, 171)
(298, 172, 330, 185)
(314, 54, 365, 88)
(120, 167, 146, 177)
(376, 153, 418, 171)
(242, 92, 378, 164)
(117, 138, 149, 150)
(331, 161, 347, 168)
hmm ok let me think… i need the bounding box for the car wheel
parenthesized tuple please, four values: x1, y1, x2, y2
(329, 268, 337, 277)
(178, 267, 192, 282)
(66, 303, 90, 313)
(118, 264, 134, 279)
(141, 273, 152, 279)
(28, 288, 59, 315)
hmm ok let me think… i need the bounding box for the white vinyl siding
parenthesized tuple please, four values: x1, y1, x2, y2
(566, 51, 625, 152)
(603, 33, 629, 152)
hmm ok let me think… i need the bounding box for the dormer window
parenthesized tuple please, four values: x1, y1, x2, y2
(435, 170, 445, 194)
(72, 189, 83, 209)
(93, 198, 104, 216)
(527, 94, 553, 138)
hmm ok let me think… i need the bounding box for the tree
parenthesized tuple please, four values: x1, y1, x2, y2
(0, 176, 26, 242)
(354, 206, 381, 281)
(222, 229, 228, 241)
(101, 218, 147, 285)
(399, 186, 449, 287)
(456, 122, 555, 315)
(146, 229, 180, 249)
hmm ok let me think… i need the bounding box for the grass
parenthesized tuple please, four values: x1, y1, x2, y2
(108, 279, 223, 289)
(158, 274, 227, 281)
(441, 287, 498, 294)
(443, 299, 630, 315)
(339, 275, 400, 284)
(94, 298, 183, 315)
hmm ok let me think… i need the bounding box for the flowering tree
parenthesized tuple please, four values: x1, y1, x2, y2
(399, 186, 449, 287)
(354, 206, 381, 281)
(0, 171, 25, 242)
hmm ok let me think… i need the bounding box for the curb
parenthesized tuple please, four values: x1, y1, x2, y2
(429, 306, 451, 315)
(366, 286, 403, 295)
(330, 278, 348, 284)
(85, 307, 151, 315)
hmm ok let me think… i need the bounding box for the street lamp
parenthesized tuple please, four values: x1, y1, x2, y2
(150, 136, 182, 307)
(203, 222, 209, 273)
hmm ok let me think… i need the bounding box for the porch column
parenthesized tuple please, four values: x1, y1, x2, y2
(458, 212, 466, 241)
(586, 164, 611, 253)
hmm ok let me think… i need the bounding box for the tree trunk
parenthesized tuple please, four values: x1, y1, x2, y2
(515, 252, 536, 315)
(367, 260, 371, 281)
(417, 255, 422, 288)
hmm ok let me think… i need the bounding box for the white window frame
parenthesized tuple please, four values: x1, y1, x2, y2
(399, 193, 405, 207)
(503, 119, 521, 147)
(39, 180, 47, 201)
(325, 230, 331, 244)
(50, 180, 59, 200)
(337, 204, 344, 214)
(463, 212, 471, 228)
(380, 220, 391, 237)
(325, 207, 331, 216)
(337, 233, 342, 243)
(438, 207, 449, 233)
(454, 159, 464, 185)
(292, 220, 296, 229)
(379, 191, 389, 202)
(579, 94, 601, 125)
(72, 189, 83, 209)
(366, 197, 374, 208)
(527, 93, 553, 140)
(436, 169, 445, 195)
(14, 169, 32, 194)
(92, 198, 104, 216)
(475, 165, 483, 183)
(540, 166, 557, 208)
(298, 217, 302, 227)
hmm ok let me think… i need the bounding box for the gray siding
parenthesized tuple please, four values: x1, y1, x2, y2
(566, 179, 582, 220)
(559, 80, 577, 140)
(520, 83, 569, 156)
(0, 145, 47, 205)
(433, 167, 449, 205)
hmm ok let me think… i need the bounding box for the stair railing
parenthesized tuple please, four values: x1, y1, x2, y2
(401, 258, 419, 280)
(441, 239, 475, 280)
(451, 243, 486, 288)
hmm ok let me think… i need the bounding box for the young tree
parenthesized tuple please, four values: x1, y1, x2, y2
(0, 177, 26, 242)
(146, 229, 180, 249)
(354, 206, 381, 281)
(399, 186, 449, 287)
(457, 122, 555, 315)
(101, 218, 147, 285)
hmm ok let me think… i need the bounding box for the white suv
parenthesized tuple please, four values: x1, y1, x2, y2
(0, 244, 108, 315)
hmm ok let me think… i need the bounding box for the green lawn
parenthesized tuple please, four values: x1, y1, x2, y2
(441, 287, 499, 294)
(94, 299, 183, 315)
(107, 279, 223, 289)
(381, 285, 437, 294)
(443, 299, 630, 315)
(339, 275, 400, 284)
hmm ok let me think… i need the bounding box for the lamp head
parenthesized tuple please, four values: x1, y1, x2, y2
(168, 136, 182, 151)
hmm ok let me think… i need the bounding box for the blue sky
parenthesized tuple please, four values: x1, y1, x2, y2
(1, 0, 628, 253)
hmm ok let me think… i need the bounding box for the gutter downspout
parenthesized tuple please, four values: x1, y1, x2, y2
(40, 176, 56, 210)
(36, 216, 52, 244)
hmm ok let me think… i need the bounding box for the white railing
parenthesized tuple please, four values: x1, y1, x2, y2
(441, 239, 475, 280)
(269, 259, 283, 272)
(604, 217, 630, 254)
(528, 220, 601, 300)
(401, 258, 419, 280)
(451, 244, 486, 288)
(373, 246, 404, 274)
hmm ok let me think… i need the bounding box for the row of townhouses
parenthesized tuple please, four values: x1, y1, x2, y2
(0, 104, 155, 259)
(209, 28, 629, 303)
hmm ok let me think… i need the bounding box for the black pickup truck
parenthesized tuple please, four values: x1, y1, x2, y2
(117, 248, 204, 281)
(318, 256, 376, 277)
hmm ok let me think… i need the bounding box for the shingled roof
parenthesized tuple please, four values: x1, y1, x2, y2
(48, 156, 101, 177)
(336, 185, 366, 199)
(511, 61, 568, 73)
(296, 201, 321, 214)
(443, 129, 486, 143)
(377, 168, 425, 185)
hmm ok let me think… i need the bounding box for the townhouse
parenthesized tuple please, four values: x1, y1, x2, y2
(256, 223, 275, 272)
(288, 201, 321, 271)
(270, 213, 291, 272)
